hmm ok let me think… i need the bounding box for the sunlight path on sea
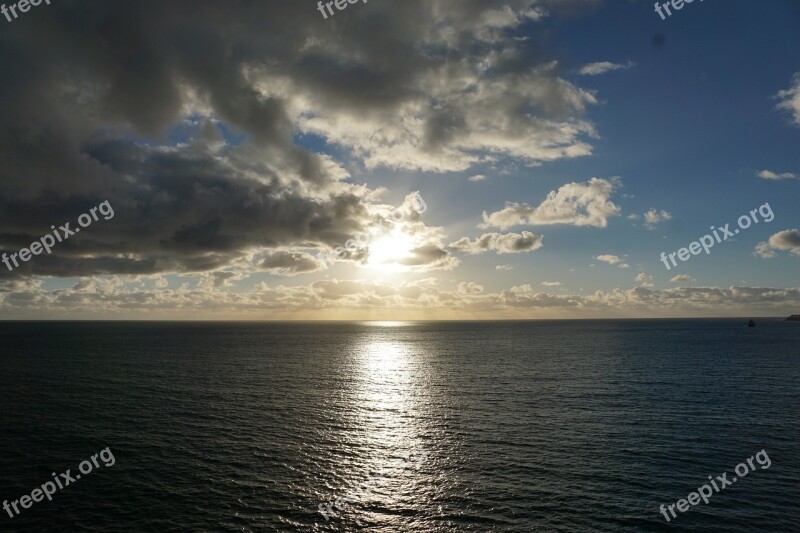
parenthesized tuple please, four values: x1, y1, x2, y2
(338, 327, 436, 525)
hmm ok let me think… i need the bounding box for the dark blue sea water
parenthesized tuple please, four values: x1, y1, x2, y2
(0, 319, 799, 532)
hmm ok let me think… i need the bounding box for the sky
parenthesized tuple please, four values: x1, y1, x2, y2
(0, 0, 798, 320)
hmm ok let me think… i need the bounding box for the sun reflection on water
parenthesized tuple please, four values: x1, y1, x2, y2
(342, 337, 426, 520)
(356, 321, 413, 328)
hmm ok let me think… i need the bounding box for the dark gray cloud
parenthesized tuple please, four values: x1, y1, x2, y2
(0, 0, 599, 280)
(755, 229, 800, 258)
(259, 251, 327, 277)
(449, 231, 544, 254)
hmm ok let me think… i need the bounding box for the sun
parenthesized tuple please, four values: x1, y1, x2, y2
(365, 233, 415, 272)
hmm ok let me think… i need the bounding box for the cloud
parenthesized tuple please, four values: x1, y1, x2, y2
(480, 177, 621, 229)
(449, 231, 543, 254)
(757, 169, 798, 180)
(4, 275, 800, 319)
(754, 242, 776, 258)
(596, 254, 628, 268)
(0, 0, 601, 283)
(755, 229, 800, 258)
(457, 281, 484, 294)
(356, 197, 461, 272)
(395, 243, 462, 272)
(306, 191, 459, 273)
(542, 281, 561, 287)
(496, 264, 514, 270)
(509, 284, 534, 293)
(577, 60, 635, 76)
(635, 272, 653, 287)
(775, 73, 800, 126)
(643, 208, 672, 229)
(197, 271, 245, 290)
(468, 174, 487, 182)
(670, 275, 693, 283)
(0, 278, 44, 293)
(597, 254, 622, 263)
(291, 3, 601, 172)
(259, 251, 328, 277)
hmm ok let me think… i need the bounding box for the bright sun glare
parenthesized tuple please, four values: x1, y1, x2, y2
(365, 233, 415, 272)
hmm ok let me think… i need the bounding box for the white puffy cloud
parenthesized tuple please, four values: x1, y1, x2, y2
(509, 284, 533, 293)
(480, 177, 621, 229)
(670, 275, 693, 283)
(643, 208, 672, 229)
(757, 169, 798, 180)
(597, 254, 628, 268)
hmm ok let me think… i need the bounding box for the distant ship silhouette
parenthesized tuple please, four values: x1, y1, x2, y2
(748, 318, 755, 328)
(786, 315, 800, 322)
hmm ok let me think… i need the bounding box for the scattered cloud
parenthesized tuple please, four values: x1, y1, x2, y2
(670, 275, 694, 283)
(757, 169, 798, 180)
(755, 229, 800, 258)
(509, 284, 534, 293)
(775, 72, 800, 126)
(468, 174, 487, 182)
(457, 281, 484, 294)
(496, 264, 514, 271)
(4, 277, 800, 319)
(635, 272, 653, 287)
(480, 177, 621, 229)
(577, 60, 635, 76)
(542, 281, 561, 287)
(197, 271, 245, 290)
(643, 208, 672, 230)
(596, 254, 629, 268)
(449, 231, 544, 255)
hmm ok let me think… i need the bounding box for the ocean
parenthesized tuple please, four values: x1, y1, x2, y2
(0, 319, 798, 531)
